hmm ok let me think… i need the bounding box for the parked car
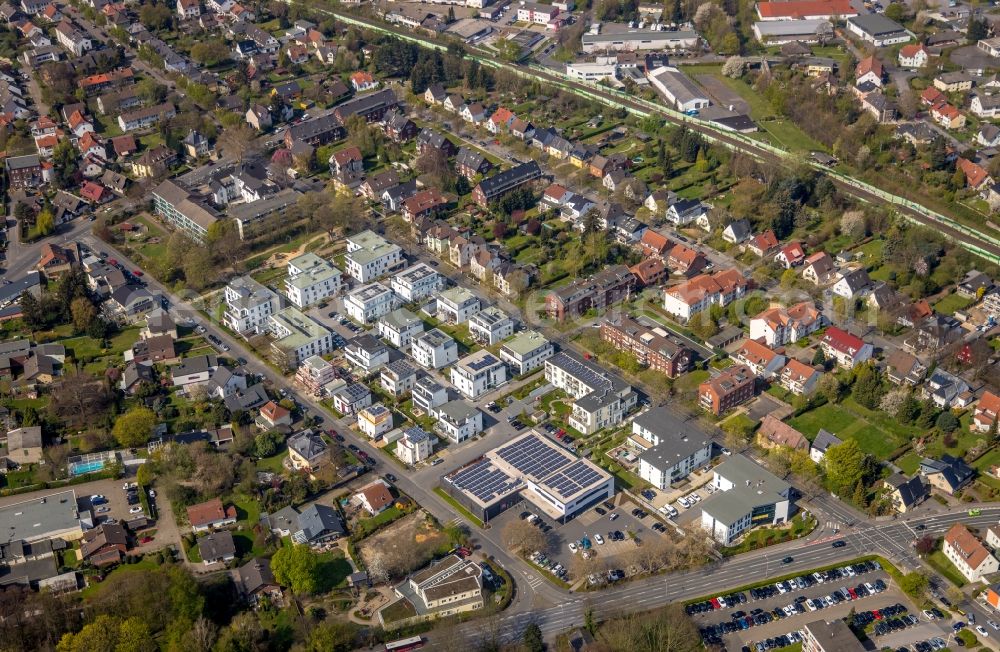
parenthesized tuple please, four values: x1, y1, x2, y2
(128, 506, 143, 514)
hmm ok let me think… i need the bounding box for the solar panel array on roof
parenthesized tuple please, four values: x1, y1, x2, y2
(495, 435, 573, 481)
(467, 353, 500, 371)
(448, 459, 522, 503)
(541, 460, 603, 499)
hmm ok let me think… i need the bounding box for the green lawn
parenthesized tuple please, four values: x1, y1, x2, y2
(722, 512, 817, 556)
(896, 451, 922, 475)
(933, 293, 974, 315)
(433, 487, 484, 528)
(759, 119, 826, 153)
(927, 549, 967, 587)
(973, 447, 1000, 474)
(787, 400, 906, 458)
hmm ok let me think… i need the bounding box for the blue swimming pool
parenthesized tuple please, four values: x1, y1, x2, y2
(69, 460, 105, 476)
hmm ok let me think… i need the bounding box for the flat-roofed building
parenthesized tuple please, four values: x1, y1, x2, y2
(801, 619, 865, 652)
(283, 253, 341, 308)
(412, 329, 459, 369)
(451, 350, 507, 399)
(634, 408, 713, 489)
(391, 262, 444, 302)
(545, 351, 637, 435)
(345, 230, 404, 282)
(0, 490, 82, 542)
(700, 455, 793, 545)
(752, 18, 832, 43)
(581, 29, 699, 52)
(442, 430, 614, 522)
(344, 282, 396, 324)
(499, 330, 554, 376)
(377, 308, 424, 349)
(436, 286, 482, 324)
(267, 307, 335, 368)
(224, 276, 280, 334)
(468, 307, 514, 346)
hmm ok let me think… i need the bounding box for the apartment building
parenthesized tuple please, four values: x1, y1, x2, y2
(345, 230, 404, 282)
(283, 253, 341, 308)
(943, 523, 999, 582)
(224, 276, 279, 334)
(344, 334, 390, 374)
(413, 376, 449, 414)
(294, 355, 336, 396)
(412, 329, 459, 369)
(545, 351, 637, 435)
(699, 365, 755, 416)
(801, 620, 865, 652)
(437, 287, 482, 324)
(450, 351, 508, 400)
(748, 302, 823, 346)
(499, 330, 554, 376)
(468, 307, 514, 346)
(380, 359, 418, 398)
(391, 262, 444, 302)
(733, 339, 786, 379)
(344, 282, 396, 324)
(472, 161, 542, 207)
(267, 307, 335, 368)
(545, 265, 635, 321)
(432, 400, 483, 443)
(663, 270, 748, 321)
(777, 359, 820, 396)
(634, 407, 713, 489)
(819, 327, 873, 368)
(599, 313, 691, 378)
(377, 308, 424, 349)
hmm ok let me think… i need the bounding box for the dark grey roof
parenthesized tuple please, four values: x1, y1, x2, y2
(812, 429, 842, 454)
(197, 531, 236, 561)
(334, 88, 397, 118)
(238, 557, 277, 594)
(476, 161, 542, 199)
(295, 503, 344, 543)
(287, 429, 327, 461)
(919, 454, 974, 490)
(884, 473, 927, 508)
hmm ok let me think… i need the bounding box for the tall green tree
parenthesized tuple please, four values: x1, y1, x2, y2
(824, 439, 865, 496)
(112, 407, 157, 447)
(271, 544, 321, 594)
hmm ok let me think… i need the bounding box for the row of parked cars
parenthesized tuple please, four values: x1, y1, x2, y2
(528, 550, 568, 581)
(747, 630, 801, 652)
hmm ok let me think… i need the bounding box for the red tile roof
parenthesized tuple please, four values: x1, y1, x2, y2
(821, 326, 864, 355)
(186, 498, 237, 528)
(757, 0, 855, 17)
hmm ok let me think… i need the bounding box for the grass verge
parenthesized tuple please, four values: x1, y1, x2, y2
(433, 487, 485, 528)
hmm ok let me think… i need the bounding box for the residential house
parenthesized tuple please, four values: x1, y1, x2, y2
(774, 242, 806, 268)
(746, 230, 779, 257)
(198, 531, 236, 565)
(885, 349, 927, 386)
(757, 415, 809, 452)
(777, 359, 820, 396)
(187, 498, 237, 532)
(942, 523, 999, 582)
(973, 391, 1000, 433)
(432, 400, 484, 443)
(733, 339, 786, 379)
(287, 430, 328, 475)
(920, 455, 975, 495)
(881, 473, 928, 514)
(832, 267, 872, 299)
(699, 365, 755, 415)
(820, 327, 873, 368)
(801, 252, 836, 285)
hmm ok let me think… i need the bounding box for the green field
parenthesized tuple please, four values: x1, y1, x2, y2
(787, 399, 907, 458)
(933, 293, 974, 315)
(927, 549, 967, 587)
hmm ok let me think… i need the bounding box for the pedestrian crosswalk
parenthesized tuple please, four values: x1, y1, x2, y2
(524, 573, 544, 590)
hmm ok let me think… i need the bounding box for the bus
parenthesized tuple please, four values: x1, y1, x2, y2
(384, 636, 424, 651)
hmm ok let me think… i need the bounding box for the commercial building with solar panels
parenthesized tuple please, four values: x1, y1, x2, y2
(441, 431, 615, 522)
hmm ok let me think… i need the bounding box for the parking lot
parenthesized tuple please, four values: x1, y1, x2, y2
(689, 560, 950, 651)
(496, 495, 676, 583)
(87, 479, 153, 526)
